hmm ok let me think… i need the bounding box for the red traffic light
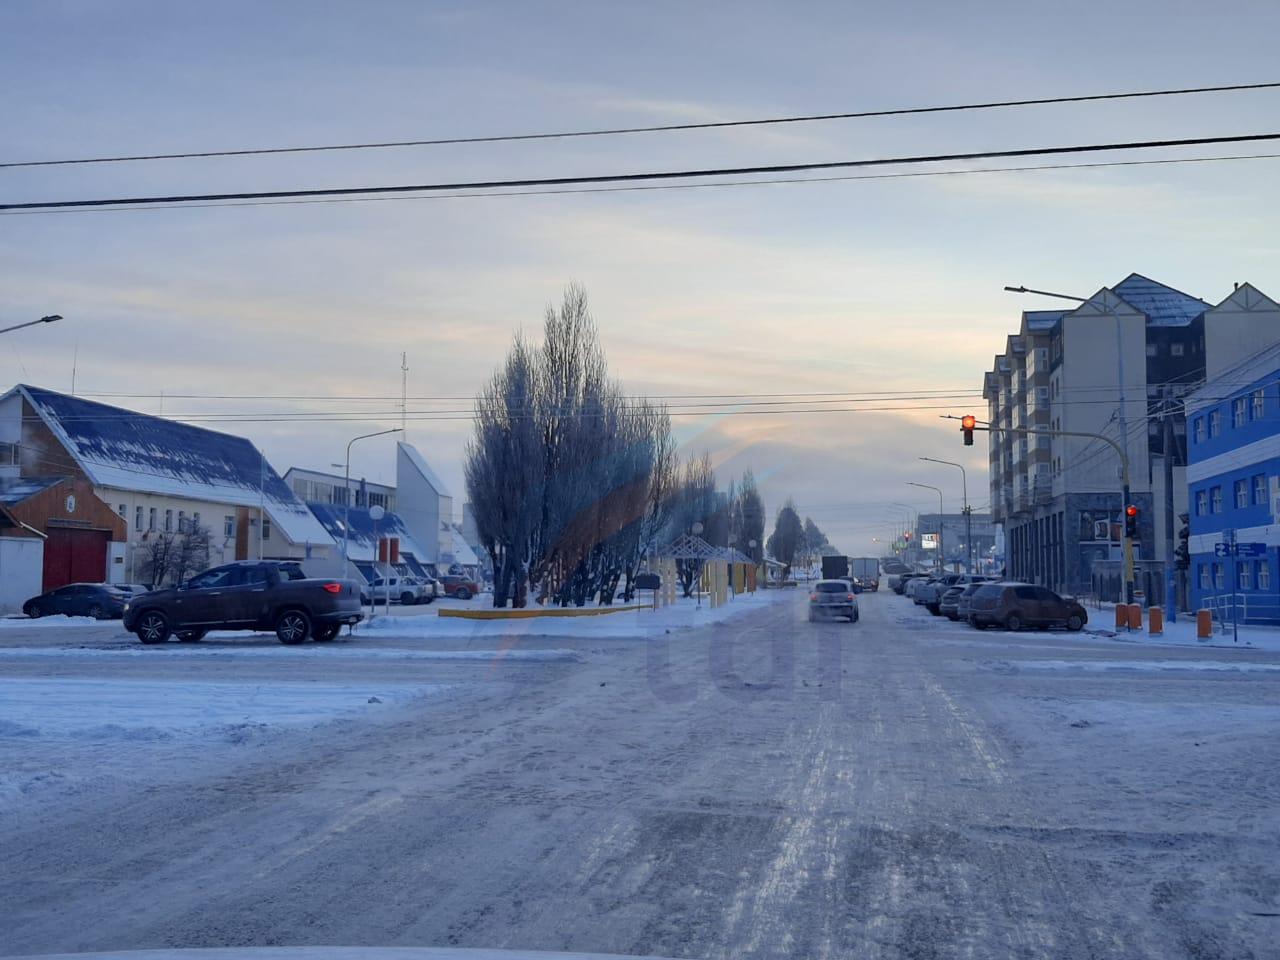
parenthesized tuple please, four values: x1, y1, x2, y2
(1125, 505, 1138, 517)
(961, 415, 976, 430)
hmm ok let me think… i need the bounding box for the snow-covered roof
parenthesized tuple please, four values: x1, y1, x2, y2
(305, 501, 430, 563)
(441, 523, 479, 566)
(1111, 273, 1208, 327)
(0, 475, 65, 505)
(397, 440, 451, 498)
(11, 384, 330, 545)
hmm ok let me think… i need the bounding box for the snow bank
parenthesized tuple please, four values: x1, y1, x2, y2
(0, 615, 102, 629)
(985, 658, 1280, 674)
(1085, 605, 1280, 652)
(358, 589, 787, 640)
(0, 677, 450, 739)
(0, 644, 581, 662)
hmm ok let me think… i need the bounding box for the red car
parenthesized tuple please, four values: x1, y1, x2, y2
(440, 574, 481, 600)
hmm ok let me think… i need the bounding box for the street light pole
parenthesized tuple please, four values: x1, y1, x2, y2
(907, 482, 944, 572)
(921, 456, 971, 572)
(343, 428, 402, 573)
(0, 314, 61, 336)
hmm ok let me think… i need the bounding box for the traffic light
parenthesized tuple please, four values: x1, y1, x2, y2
(961, 414, 976, 446)
(1175, 513, 1191, 570)
(1124, 504, 1139, 539)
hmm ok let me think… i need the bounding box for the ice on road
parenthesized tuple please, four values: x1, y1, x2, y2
(2, 588, 1278, 959)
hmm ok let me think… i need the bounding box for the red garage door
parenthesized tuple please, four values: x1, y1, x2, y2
(42, 527, 110, 591)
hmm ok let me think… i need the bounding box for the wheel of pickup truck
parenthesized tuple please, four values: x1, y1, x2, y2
(275, 609, 311, 645)
(312, 623, 340, 642)
(400, 591, 415, 605)
(136, 611, 171, 644)
(454, 587, 472, 600)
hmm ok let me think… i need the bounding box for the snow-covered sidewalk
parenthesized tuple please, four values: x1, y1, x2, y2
(1085, 603, 1280, 651)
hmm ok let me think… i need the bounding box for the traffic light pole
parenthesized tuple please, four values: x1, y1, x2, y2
(965, 420, 1135, 604)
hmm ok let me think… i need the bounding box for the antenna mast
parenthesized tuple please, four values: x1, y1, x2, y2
(400, 352, 408, 435)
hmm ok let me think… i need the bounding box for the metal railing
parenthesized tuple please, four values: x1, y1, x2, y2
(1200, 593, 1280, 626)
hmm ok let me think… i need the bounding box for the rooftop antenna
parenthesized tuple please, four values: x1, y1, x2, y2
(400, 352, 408, 435)
(70, 339, 79, 395)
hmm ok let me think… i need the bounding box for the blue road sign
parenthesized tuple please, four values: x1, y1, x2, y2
(1214, 542, 1231, 557)
(1238, 542, 1267, 557)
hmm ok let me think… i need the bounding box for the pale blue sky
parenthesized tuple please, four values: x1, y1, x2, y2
(3, 1, 1279, 552)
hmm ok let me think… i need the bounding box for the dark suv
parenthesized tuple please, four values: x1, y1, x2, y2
(967, 582, 1087, 632)
(123, 560, 363, 645)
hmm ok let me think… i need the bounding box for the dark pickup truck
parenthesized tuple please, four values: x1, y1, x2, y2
(123, 560, 363, 645)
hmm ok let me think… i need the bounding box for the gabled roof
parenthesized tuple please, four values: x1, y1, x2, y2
(9, 384, 330, 545)
(1111, 273, 1208, 327)
(397, 441, 451, 498)
(305, 501, 429, 563)
(0, 475, 66, 506)
(441, 523, 479, 566)
(1022, 310, 1065, 333)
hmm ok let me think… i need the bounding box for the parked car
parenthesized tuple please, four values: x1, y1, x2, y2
(361, 574, 426, 605)
(967, 582, 1087, 632)
(808, 579, 860, 623)
(892, 572, 927, 595)
(114, 583, 153, 597)
(903, 575, 932, 599)
(123, 560, 363, 644)
(23, 583, 128, 620)
(938, 585, 967, 620)
(914, 574, 966, 612)
(954, 580, 998, 622)
(440, 574, 482, 600)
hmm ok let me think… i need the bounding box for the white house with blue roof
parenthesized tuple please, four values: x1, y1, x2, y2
(0, 384, 335, 585)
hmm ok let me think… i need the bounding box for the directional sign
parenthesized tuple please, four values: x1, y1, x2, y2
(1238, 542, 1267, 557)
(1214, 542, 1231, 557)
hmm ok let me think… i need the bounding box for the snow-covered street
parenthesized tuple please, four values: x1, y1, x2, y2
(2, 589, 1278, 958)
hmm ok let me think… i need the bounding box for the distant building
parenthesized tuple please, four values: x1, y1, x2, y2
(283, 466, 396, 512)
(305, 501, 438, 587)
(396, 441, 453, 562)
(1187, 326, 1280, 623)
(0, 384, 332, 587)
(915, 512, 996, 569)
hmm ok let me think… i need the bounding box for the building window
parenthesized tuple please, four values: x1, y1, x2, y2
(1254, 474, 1267, 505)
(1171, 343, 1185, 357)
(1214, 563, 1224, 590)
(177, 509, 186, 532)
(1194, 417, 1205, 443)
(164, 509, 173, 533)
(1238, 561, 1252, 590)
(1209, 410, 1222, 437)
(224, 515, 235, 538)
(136, 506, 144, 531)
(118, 503, 126, 517)
(1194, 489, 1207, 516)
(262, 517, 271, 540)
(149, 507, 157, 532)
(1211, 486, 1223, 514)
(193, 511, 200, 529)
(1253, 389, 1265, 419)
(1199, 564, 1211, 589)
(1235, 479, 1249, 509)
(1259, 561, 1272, 591)
(1146, 343, 1158, 358)
(1233, 397, 1247, 428)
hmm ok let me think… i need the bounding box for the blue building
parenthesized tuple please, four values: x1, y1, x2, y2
(1187, 338, 1280, 622)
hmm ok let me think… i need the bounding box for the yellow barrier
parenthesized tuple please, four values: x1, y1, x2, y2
(438, 604, 647, 620)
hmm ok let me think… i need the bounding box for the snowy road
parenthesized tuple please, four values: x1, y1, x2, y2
(3, 591, 1279, 958)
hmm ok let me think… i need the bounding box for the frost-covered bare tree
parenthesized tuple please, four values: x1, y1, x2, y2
(465, 284, 679, 607)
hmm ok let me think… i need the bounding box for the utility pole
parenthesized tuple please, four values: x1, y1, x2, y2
(1161, 387, 1178, 620)
(400, 353, 409, 435)
(907, 482, 944, 573)
(920, 456, 971, 572)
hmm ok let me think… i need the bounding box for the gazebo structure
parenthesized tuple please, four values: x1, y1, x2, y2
(652, 535, 757, 607)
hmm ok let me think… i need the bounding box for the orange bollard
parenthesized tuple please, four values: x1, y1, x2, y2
(1126, 603, 1143, 631)
(1115, 605, 1127, 629)
(1196, 608, 1213, 640)
(1149, 606, 1163, 636)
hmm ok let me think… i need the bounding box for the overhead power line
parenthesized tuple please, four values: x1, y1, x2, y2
(4, 80, 1277, 170)
(4, 131, 1280, 212)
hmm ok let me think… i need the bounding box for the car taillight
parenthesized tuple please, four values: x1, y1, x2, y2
(809, 593, 818, 601)
(322, 583, 342, 594)
(847, 594, 854, 601)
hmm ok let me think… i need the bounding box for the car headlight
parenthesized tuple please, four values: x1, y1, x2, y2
(123, 602, 130, 612)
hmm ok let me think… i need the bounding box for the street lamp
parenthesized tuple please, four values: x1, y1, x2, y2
(921, 456, 971, 572)
(0, 314, 61, 336)
(907, 482, 944, 572)
(342, 428, 402, 572)
(1007, 283, 1135, 602)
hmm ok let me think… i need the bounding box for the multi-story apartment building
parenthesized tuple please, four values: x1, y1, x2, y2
(1185, 285, 1280, 623)
(983, 274, 1208, 599)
